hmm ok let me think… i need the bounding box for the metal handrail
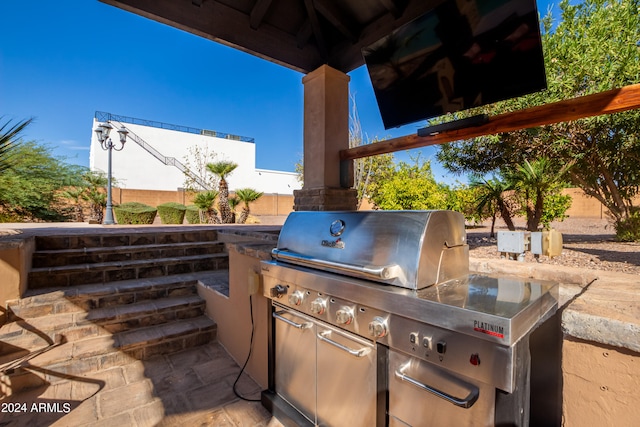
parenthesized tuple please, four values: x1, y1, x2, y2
(108, 120, 211, 191)
(95, 111, 255, 143)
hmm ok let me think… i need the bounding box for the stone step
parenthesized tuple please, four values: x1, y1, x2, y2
(1, 295, 207, 354)
(2, 316, 217, 395)
(33, 229, 220, 251)
(8, 272, 225, 321)
(0, 319, 70, 362)
(32, 241, 226, 268)
(28, 253, 229, 289)
(84, 294, 206, 334)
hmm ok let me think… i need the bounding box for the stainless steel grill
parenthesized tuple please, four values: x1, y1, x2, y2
(271, 210, 468, 289)
(261, 210, 560, 427)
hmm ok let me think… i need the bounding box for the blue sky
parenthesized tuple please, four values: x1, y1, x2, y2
(2, 0, 557, 185)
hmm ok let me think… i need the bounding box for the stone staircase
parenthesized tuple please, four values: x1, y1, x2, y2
(0, 229, 227, 398)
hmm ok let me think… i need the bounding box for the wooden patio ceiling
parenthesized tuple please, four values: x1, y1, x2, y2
(100, 0, 640, 159)
(99, 0, 441, 74)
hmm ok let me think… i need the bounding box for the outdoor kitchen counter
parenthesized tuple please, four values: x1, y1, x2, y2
(560, 270, 640, 353)
(213, 225, 640, 353)
(216, 233, 640, 353)
(197, 228, 280, 392)
(225, 241, 277, 260)
(221, 237, 640, 353)
(472, 257, 640, 427)
(216, 228, 279, 261)
(470, 257, 640, 353)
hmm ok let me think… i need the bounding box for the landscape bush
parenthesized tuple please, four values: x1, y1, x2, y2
(157, 202, 186, 224)
(615, 211, 640, 242)
(113, 202, 157, 225)
(185, 205, 201, 224)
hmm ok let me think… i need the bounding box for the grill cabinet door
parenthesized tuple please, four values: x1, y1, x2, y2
(274, 307, 317, 424)
(316, 323, 377, 427)
(389, 350, 496, 427)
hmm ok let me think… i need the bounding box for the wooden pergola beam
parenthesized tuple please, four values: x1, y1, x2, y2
(340, 83, 640, 161)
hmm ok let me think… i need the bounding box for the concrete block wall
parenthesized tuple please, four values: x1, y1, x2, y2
(112, 188, 295, 217)
(100, 187, 637, 219)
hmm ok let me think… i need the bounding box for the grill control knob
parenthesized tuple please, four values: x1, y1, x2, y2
(310, 298, 327, 315)
(410, 332, 419, 344)
(269, 285, 287, 298)
(335, 307, 354, 325)
(288, 290, 304, 306)
(368, 317, 388, 338)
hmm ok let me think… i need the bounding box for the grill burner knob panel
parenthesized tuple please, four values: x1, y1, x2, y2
(288, 290, 304, 306)
(310, 298, 327, 315)
(336, 307, 354, 325)
(368, 317, 388, 338)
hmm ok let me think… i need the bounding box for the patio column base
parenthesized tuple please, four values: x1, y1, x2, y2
(293, 188, 357, 211)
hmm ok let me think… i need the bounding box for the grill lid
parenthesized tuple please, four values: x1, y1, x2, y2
(272, 210, 469, 289)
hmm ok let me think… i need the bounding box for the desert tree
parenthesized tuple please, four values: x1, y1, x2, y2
(235, 188, 264, 224)
(206, 161, 238, 224)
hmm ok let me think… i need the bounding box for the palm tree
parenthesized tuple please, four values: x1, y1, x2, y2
(235, 188, 264, 224)
(470, 176, 515, 237)
(193, 190, 220, 223)
(0, 117, 32, 174)
(228, 196, 240, 223)
(206, 161, 238, 224)
(82, 171, 109, 223)
(507, 158, 570, 231)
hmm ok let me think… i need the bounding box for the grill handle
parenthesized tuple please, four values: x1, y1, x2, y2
(273, 311, 313, 330)
(272, 249, 401, 281)
(395, 363, 479, 409)
(317, 331, 371, 358)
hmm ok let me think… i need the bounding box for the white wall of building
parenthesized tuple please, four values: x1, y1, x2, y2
(89, 118, 301, 194)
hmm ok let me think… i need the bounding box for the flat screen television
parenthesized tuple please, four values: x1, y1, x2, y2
(362, 0, 547, 129)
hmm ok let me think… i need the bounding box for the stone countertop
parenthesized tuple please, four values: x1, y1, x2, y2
(470, 257, 640, 354)
(218, 227, 279, 261)
(226, 241, 276, 261)
(561, 271, 640, 353)
(216, 227, 280, 243)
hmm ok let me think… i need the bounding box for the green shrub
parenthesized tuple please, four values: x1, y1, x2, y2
(185, 205, 201, 224)
(157, 202, 187, 224)
(113, 202, 157, 225)
(615, 211, 640, 242)
(0, 211, 23, 223)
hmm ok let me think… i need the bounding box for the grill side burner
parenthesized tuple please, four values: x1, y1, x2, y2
(261, 210, 560, 427)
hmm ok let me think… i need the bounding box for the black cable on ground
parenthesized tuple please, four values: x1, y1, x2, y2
(232, 294, 261, 402)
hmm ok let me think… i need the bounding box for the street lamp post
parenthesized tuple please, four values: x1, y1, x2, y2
(94, 122, 128, 225)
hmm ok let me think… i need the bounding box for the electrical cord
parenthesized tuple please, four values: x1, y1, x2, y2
(232, 294, 261, 402)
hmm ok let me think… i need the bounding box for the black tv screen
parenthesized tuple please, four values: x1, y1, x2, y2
(362, 0, 547, 129)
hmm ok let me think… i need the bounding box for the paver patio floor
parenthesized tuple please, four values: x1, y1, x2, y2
(0, 341, 283, 427)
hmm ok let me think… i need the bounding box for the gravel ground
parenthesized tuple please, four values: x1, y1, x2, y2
(467, 218, 640, 275)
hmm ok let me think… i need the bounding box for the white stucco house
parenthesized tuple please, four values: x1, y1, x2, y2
(89, 112, 301, 194)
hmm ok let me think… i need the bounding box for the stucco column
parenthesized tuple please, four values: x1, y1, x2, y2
(294, 65, 357, 211)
